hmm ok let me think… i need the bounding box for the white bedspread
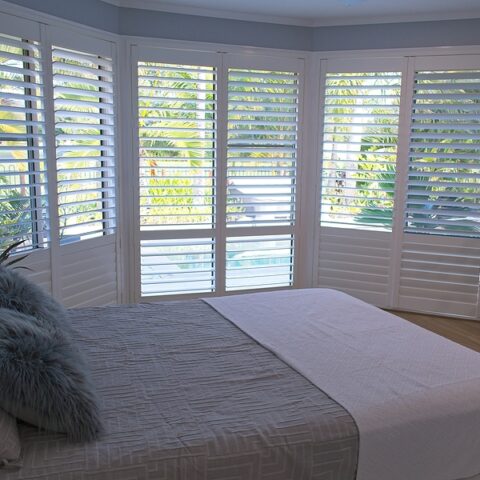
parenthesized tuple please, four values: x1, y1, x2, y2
(205, 288, 480, 480)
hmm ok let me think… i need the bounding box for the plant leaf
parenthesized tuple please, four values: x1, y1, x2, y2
(0, 239, 26, 263)
(4, 254, 30, 268)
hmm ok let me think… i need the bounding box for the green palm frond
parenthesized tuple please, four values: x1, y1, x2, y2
(0, 240, 32, 270)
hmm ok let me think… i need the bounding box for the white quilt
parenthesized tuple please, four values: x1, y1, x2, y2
(205, 288, 480, 480)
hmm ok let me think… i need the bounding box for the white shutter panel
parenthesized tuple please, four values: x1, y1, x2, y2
(406, 69, 480, 237)
(137, 60, 217, 297)
(398, 234, 480, 317)
(138, 62, 216, 230)
(226, 68, 298, 228)
(317, 69, 402, 307)
(226, 235, 294, 291)
(398, 67, 480, 318)
(53, 46, 115, 243)
(225, 67, 299, 290)
(141, 238, 215, 296)
(0, 33, 48, 250)
(320, 71, 401, 229)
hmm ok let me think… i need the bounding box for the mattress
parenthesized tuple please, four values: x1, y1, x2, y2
(4, 300, 359, 480)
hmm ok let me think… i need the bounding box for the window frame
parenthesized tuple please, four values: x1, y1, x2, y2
(131, 46, 305, 300)
(315, 54, 480, 318)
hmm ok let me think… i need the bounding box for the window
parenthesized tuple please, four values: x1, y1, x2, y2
(226, 235, 294, 291)
(141, 238, 215, 296)
(138, 61, 216, 231)
(52, 46, 115, 244)
(136, 53, 302, 297)
(225, 66, 299, 290)
(406, 69, 480, 237)
(137, 58, 218, 296)
(0, 33, 47, 250)
(317, 58, 480, 318)
(317, 63, 403, 308)
(320, 71, 402, 230)
(0, 13, 119, 307)
(396, 63, 480, 318)
(226, 68, 298, 228)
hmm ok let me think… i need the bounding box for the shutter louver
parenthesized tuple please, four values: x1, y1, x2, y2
(53, 46, 115, 243)
(406, 70, 480, 237)
(138, 62, 216, 230)
(320, 72, 402, 230)
(226, 235, 294, 291)
(227, 68, 298, 227)
(0, 33, 47, 250)
(398, 234, 480, 317)
(141, 238, 215, 296)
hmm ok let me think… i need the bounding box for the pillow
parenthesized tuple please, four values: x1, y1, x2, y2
(0, 265, 71, 336)
(0, 408, 21, 468)
(0, 308, 102, 442)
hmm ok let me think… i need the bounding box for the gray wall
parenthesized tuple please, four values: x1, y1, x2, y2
(2, 0, 480, 51)
(2, 0, 119, 33)
(120, 7, 312, 50)
(313, 18, 480, 51)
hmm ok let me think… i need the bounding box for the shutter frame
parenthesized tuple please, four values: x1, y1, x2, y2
(52, 45, 116, 244)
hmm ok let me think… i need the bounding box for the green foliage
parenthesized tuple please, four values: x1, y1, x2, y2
(330, 75, 480, 235)
(0, 239, 31, 270)
(0, 175, 32, 247)
(354, 161, 395, 228)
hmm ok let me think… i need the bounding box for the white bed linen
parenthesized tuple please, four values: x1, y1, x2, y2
(205, 288, 480, 480)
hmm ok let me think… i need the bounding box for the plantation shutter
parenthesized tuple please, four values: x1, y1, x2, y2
(138, 61, 216, 230)
(226, 234, 294, 291)
(406, 69, 480, 237)
(49, 33, 118, 308)
(140, 238, 215, 296)
(136, 54, 218, 297)
(398, 58, 480, 318)
(134, 51, 303, 299)
(0, 32, 48, 250)
(320, 71, 401, 229)
(225, 62, 301, 291)
(52, 46, 115, 244)
(317, 60, 403, 307)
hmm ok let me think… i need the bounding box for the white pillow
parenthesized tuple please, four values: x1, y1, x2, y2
(0, 408, 21, 468)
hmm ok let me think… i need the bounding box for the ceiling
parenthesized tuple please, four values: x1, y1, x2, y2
(102, 0, 480, 26)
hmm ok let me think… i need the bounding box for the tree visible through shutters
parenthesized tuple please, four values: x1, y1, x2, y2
(0, 33, 47, 250)
(53, 46, 115, 243)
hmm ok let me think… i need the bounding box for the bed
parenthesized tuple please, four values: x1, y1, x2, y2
(4, 288, 480, 480)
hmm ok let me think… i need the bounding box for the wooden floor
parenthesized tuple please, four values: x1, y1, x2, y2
(389, 310, 480, 353)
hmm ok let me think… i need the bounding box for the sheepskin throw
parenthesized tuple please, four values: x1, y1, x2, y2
(0, 267, 102, 442)
(0, 307, 102, 441)
(0, 265, 71, 336)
